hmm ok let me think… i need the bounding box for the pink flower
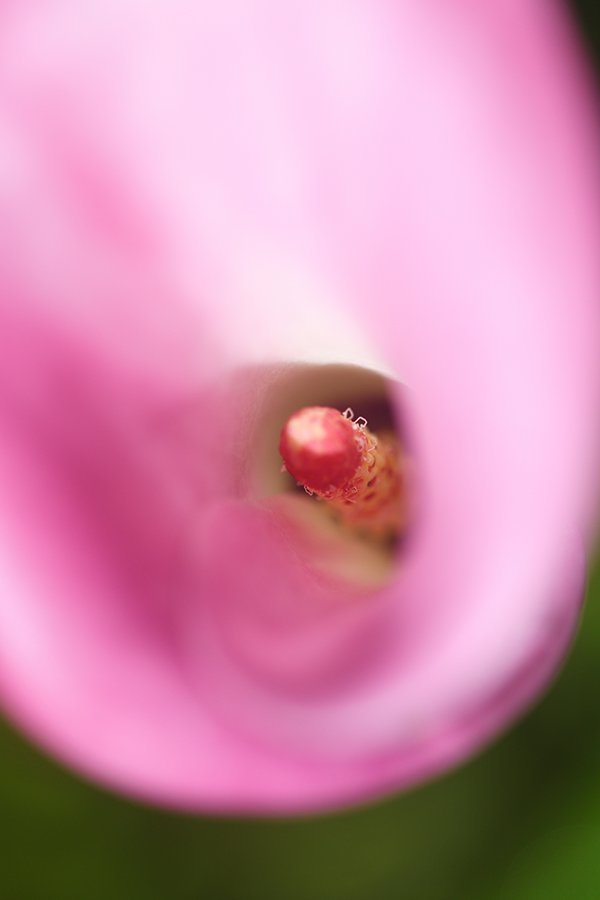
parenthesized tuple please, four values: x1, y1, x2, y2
(0, 1, 598, 815)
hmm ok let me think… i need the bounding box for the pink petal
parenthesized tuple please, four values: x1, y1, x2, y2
(0, 0, 598, 813)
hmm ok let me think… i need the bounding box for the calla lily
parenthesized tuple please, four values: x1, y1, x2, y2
(0, 0, 598, 815)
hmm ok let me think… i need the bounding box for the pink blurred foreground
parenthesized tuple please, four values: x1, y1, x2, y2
(0, 0, 599, 814)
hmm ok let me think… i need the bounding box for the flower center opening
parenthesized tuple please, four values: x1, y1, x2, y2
(248, 363, 412, 590)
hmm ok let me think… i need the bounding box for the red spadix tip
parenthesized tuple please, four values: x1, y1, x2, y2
(279, 407, 361, 495)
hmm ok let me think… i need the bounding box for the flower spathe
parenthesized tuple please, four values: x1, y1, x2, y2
(0, 0, 598, 813)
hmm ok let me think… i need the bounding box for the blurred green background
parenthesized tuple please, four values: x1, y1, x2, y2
(2, 4, 600, 899)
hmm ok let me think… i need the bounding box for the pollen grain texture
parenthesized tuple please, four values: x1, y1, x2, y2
(279, 406, 404, 538)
